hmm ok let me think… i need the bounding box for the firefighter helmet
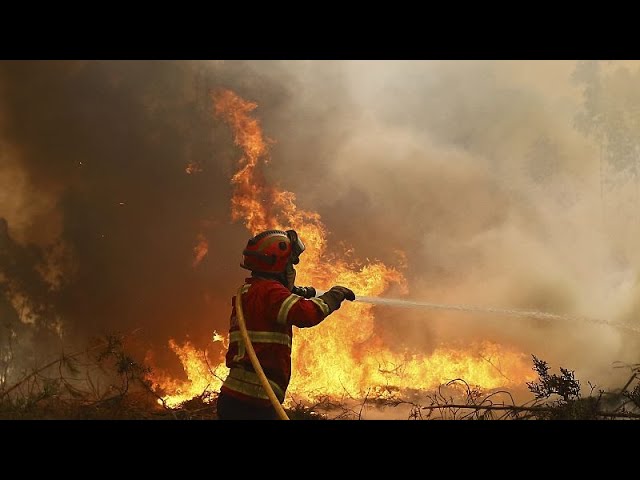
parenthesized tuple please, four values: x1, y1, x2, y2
(240, 229, 305, 274)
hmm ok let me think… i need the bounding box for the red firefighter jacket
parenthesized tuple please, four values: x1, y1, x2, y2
(219, 277, 331, 407)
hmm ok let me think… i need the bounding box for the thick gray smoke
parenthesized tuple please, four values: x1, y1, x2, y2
(1, 60, 639, 390)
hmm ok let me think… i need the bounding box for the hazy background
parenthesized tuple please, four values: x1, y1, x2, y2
(2, 60, 640, 390)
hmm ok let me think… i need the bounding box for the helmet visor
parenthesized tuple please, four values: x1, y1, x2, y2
(286, 230, 305, 264)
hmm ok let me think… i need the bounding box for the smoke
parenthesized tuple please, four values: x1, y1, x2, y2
(238, 60, 640, 388)
(1, 60, 640, 391)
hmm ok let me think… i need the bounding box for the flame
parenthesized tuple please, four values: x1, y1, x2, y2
(149, 339, 229, 408)
(192, 234, 208, 267)
(151, 89, 535, 407)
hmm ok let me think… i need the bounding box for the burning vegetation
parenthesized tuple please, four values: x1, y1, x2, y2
(148, 89, 536, 409)
(2, 61, 640, 419)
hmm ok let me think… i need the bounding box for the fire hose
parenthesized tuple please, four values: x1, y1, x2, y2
(232, 279, 640, 421)
(235, 285, 290, 420)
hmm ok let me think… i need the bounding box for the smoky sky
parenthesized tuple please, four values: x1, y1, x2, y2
(0, 61, 263, 355)
(2, 60, 640, 387)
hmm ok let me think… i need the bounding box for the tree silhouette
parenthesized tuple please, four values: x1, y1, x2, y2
(0, 219, 61, 390)
(573, 61, 640, 225)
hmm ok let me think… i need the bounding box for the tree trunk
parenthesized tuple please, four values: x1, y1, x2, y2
(600, 142, 605, 231)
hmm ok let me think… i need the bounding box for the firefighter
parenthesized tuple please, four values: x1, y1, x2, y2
(217, 229, 355, 420)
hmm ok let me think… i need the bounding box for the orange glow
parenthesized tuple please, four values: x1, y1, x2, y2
(185, 161, 202, 174)
(192, 234, 208, 267)
(151, 89, 534, 407)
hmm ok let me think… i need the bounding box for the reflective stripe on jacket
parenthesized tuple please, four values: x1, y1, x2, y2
(220, 277, 331, 407)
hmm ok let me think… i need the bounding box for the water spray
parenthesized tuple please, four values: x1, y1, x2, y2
(315, 291, 640, 335)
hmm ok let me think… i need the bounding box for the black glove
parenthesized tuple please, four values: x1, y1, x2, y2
(332, 286, 356, 301)
(291, 286, 317, 299)
(318, 285, 356, 313)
